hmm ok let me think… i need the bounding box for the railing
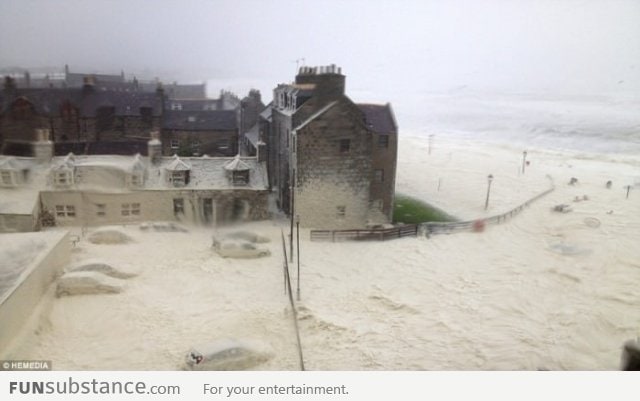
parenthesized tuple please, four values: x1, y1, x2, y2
(310, 224, 418, 242)
(310, 178, 555, 242)
(420, 184, 555, 236)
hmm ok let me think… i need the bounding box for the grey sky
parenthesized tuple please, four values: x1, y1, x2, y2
(1, 0, 638, 100)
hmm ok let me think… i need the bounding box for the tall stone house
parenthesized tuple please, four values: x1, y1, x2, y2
(265, 65, 397, 229)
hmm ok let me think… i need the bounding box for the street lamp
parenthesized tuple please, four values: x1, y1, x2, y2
(522, 151, 528, 174)
(295, 214, 300, 301)
(485, 174, 494, 210)
(428, 134, 434, 155)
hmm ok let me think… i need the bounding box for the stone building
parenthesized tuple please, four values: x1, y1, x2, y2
(0, 77, 163, 155)
(0, 135, 269, 232)
(267, 65, 397, 229)
(161, 109, 238, 157)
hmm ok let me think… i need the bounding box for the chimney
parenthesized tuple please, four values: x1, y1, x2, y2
(295, 64, 345, 99)
(33, 129, 53, 164)
(148, 131, 162, 165)
(3, 76, 17, 97)
(82, 75, 95, 94)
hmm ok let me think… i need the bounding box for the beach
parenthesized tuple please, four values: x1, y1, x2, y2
(4, 133, 640, 370)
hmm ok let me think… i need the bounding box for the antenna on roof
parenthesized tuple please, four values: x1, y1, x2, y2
(294, 58, 306, 74)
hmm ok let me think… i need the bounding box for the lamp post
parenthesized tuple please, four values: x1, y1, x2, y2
(485, 174, 494, 210)
(522, 151, 528, 175)
(295, 214, 300, 301)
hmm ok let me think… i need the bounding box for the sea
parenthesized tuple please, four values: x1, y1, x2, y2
(207, 77, 640, 156)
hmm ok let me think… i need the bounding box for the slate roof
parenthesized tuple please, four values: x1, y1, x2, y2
(357, 103, 397, 134)
(224, 155, 251, 171)
(0, 87, 162, 117)
(162, 110, 237, 131)
(166, 99, 220, 111)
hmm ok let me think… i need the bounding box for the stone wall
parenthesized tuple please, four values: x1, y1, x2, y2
(370, 128, 397, 222)
(161, 129, 238, 157)
(294, 100, 375, 229)
(39, 188, 269, 227)
(0, 231, 70, 357)
(270, 110, 292, 210)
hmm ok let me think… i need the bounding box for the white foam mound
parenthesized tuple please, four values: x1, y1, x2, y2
(211, 238, 271, 259)
(66, 259, 140, 279)
(183, 339, 272, 371)
(139, 221, 189, 233)
(223, 231, 270, 244)
(88, 229, 134, 245)
(56, 271, 125, 297)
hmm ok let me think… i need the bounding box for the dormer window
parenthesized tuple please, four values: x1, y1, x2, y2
(165, 156, 191, 188)
(127, 171, 144, 188)
(0, 158, 23, 187)
(170, 171, 187, 187)
(127, 155, 145, 188)
(1, 170, 16, 187)
(54, 170, 74, 187)
(232, 170, 250, 185)
(53, 153, 75, 188)
(223, 155, 252, 186)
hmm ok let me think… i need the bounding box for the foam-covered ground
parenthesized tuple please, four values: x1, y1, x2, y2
(7, 134, 640, 370)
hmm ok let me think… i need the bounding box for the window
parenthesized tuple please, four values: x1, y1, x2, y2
(96, 204, 106, 217)
(1, 171, 14, 186)
(54, 171, 73, 187)
(10, 98, 35, 120)
(373, 199, 383, 211)
(191, 140, 200, 154)
(286, 129, 290, 148)
(232, 170, 250, 185)
(170, 139, 180, 149)
(339, 139, 350, 153)
(128, 172, 144, 188)
(336, 206, 346, 219)
(171, 171, 186, 187)
(187, 115, 196, 122)
(173, 198, 184, 215)
(140, 107, 153, 126)
(171, 102, 182, 111)
(55, 205, 76, 218)
(378, 134, 389, 148)
(121, 203, 141, 217)
(374, 169, 384, 183)
(96, 106, 115, 132)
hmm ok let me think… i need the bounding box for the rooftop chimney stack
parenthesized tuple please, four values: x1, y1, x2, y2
(148, 131, 162, 165)
(295, 64, 345, 99)
(33, 129, 53, 164)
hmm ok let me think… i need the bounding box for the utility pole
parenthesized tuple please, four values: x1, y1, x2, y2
(296, 214, 301, 301)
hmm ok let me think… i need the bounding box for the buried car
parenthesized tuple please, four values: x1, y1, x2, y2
(65, 260, 139, 279)
(211, 238, 270, 259)
(184, 340, 272, 371)
(56, 271, 125, 297)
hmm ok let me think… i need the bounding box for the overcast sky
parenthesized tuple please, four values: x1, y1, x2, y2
(1, 0, 638, 101)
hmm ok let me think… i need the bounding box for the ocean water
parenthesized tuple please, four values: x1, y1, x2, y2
(391, 92, 640, 155)
(207, 75, 640, 155)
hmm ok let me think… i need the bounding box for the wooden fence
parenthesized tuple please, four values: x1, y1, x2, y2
(310, 178, 555, 242)
(310, 224, 418, 242)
